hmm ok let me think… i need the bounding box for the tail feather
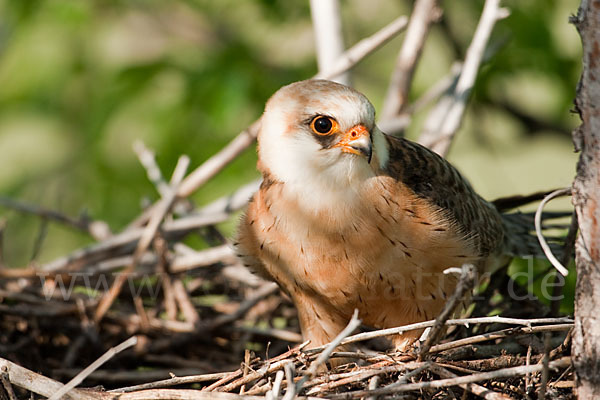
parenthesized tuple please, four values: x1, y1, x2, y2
(500, 211, 571, 259)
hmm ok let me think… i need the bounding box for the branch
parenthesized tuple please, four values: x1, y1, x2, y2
(48, 336, 138, 400)
(381, 0, 440, 120)
(94, 155, 190, 323)
(310, 0, 349, 85)
(534, 187, 572, 276)
(418, 0, 509, 156)
(418, 264, 477, 360)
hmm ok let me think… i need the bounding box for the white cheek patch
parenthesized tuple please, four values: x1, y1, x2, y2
(372, 128, 389, 169)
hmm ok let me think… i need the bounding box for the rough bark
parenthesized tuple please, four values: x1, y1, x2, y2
(571, 0, 600, 398)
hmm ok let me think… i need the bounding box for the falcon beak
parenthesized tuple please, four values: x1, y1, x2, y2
(334, 124, 373, 163)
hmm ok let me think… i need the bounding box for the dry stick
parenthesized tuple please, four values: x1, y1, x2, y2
(551, 211, 578, 315)
(310, 0, 349, 85)
(429, 324, 573, 354)
(94, 155, 190, 323)
(0, 366, 17, 400)
(114, 390, 268, 400)
(29, 218, 48, 263)
(314, 15, 409, 81)
(111, 371, 233, 393)
(0, 197, 111, 241)
(48, 336, 138, 400)
(306, 310, 361, 376)
(295, 310, 361, 393)
(330, 357, 570, 399)
(306, 363, 427, 396)
(0, 358, 102, 400)
(213, 341, 310, 393)
(312, 316, 573, 350)
(282, 362, 296, 400)
(418, 264, 477, 361)
(170, 244, 236, 273)
(534, 187, 572, 276)
(428, 363, 514, 400)
(239, 349, 251, 395)
(133, 140, 170, 198)
(418, 0, 509, 156)
(156, 238, 177, 321)
(172, 278, 200, 325)
(366, 375, 380, 400)
(41, 212, 229, 272)
(381, 0, 440, 120)
(269, 370, 285, 399)
(538, 333, 551, 400)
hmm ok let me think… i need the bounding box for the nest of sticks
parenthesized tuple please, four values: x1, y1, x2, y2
(0, 136, 576, 400)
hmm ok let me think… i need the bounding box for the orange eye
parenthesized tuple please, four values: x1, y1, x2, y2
(310, 116, 338, 135)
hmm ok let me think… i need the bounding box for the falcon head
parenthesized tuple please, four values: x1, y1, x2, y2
(257, 80, 389, 206)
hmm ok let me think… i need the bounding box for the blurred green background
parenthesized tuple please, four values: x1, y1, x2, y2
(0, 0, 580, 282)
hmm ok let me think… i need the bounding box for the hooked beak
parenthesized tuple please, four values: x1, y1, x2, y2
(333, 124, 372, 163)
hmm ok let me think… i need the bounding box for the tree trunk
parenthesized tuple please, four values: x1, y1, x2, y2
(571, 0, 600, 398)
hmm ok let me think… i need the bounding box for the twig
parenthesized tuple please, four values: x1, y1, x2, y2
(381, 0, 440, 119)
(281, 362, 296, 400)
(315, 15, 409, 81)
(48, 336, 138, 400)
(94, 155, 190, 323)
(429, 324, 573, 353)
(170, 244, 236, 273)
(534, 187, 572, 276)
(111, 371, 234, 393)
(240, 349, 251, 395)
(538, 333, 551, 400)
(418, 0, 509, 155)
(113, 389, 267, 400)
(29, 219, 48, 263)
(0, 367, 16, 400)
(172, 278, 200, 325)
(329, 357, 570, 399)
(366, 375, 379, 400)
(429, 363, 514, 400)
(268, 370, 284, 400)
(213, 341, 309, 393)
(0, 197, 111, 241)
(0, 358, 101, 400)
(310, 0, 349, 85)
(303, 310, 361, 380)
(302, 316, 574, 349)
(133, 140, 170, 198)
(418, 264, 477, 360)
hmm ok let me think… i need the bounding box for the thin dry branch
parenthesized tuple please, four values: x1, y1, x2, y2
(94, 155, 189, 323)
(329, 357, 570, 399)
(0, 197, 111, 241)
(381, 0, 440, 119)
(534, 187, 572, 276)
(429, 363, 514, 400)
(48, 336, 138, 400)
(418, 0, 509, 156)
(310, 0, 349, 85)
(418, 264, 476, 360)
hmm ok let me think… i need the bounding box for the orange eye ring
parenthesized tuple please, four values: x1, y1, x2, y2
(310, 116, 338, 135)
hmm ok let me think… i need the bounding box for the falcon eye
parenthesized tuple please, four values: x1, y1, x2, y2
(310, 116, 337, 135)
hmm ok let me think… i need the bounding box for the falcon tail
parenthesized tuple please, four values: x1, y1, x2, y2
(493, 191, 573, 259)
